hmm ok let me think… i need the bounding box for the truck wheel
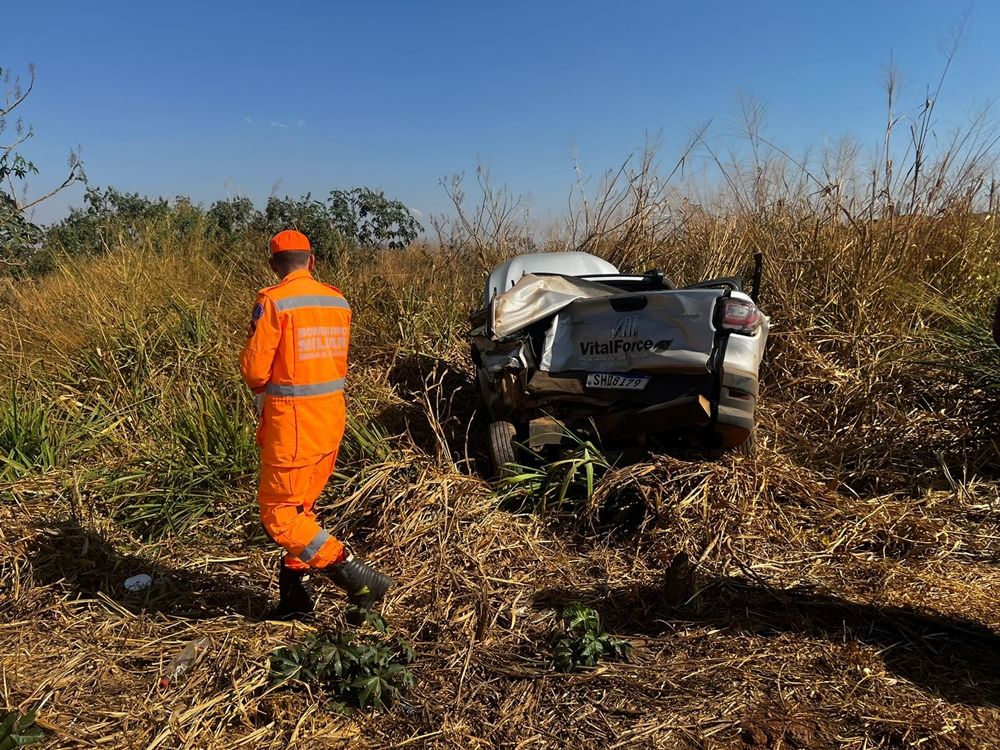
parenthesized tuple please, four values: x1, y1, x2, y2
(488, 420, 518, 479)
(734, 430, 757, 457)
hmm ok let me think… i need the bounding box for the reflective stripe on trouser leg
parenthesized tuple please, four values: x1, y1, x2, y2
(283, 458, 328, 571)
(301, 529, 331, 563)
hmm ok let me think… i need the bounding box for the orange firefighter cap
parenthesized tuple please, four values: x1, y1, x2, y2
(269, 230, 312, 254)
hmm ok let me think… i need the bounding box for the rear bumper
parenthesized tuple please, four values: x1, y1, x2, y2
(716, 371, 757, 447)
(481, 368, 758, 445)
(592, 394, 713, 440)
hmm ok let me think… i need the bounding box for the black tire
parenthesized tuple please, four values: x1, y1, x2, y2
(488, 420, 518, 479)
(734, 430, 757, 458)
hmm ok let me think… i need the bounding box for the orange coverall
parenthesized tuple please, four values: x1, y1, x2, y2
(240, 268, 350, 571)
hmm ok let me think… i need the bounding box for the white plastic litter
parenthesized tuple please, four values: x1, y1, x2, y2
(124, 574, 152, 592)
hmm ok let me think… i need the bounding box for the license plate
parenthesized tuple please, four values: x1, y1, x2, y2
(585, 373, 650, 390)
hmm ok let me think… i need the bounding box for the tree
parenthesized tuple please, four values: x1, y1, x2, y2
(207, 196, 258, 236)
(252, 189, 422, 258)
(328, 187, 422, 249)
(0, 64, 84, 268)
(46, 187, 173, 258)
(259, 194, 341, 256)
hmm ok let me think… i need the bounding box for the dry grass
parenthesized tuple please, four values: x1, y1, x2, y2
(4, 445, 1000, 748)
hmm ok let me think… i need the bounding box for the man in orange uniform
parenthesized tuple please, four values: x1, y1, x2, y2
(241, 229, 392, 620)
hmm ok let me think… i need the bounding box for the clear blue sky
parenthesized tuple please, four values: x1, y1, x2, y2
(6, 1, 998, 225)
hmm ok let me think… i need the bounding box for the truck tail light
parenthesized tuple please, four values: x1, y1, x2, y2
(719, 298, 762, 335)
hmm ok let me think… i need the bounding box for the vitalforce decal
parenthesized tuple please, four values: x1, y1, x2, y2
(579, 339, 673, 357)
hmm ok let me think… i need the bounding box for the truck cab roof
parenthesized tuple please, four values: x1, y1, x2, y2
(485, 252, 620, 305)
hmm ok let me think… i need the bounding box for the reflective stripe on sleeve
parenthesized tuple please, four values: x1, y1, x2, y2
(274, 295, 351, 313)
(301, 529, 332, 563)
(266, 377, 345, 398)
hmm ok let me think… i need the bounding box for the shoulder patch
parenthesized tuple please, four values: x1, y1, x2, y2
(246, 301, 265, 337)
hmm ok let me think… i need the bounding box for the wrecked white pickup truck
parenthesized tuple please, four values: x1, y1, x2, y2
(469, 252, 769, 475)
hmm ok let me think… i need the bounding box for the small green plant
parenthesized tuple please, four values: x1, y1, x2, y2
(552, 603, 631, 673)
(0, 394, 59, 480)
(341, 411, 395, 465)
(0, 707, 45, 749)
(171, 385, 257, 483)
(918, 292, 1000, 395)
(270, 610, 415, 712)
(501, 432, 611, 513)
(109, 379, 257, 540)
(170, 300, 217, 352)
(110, 479, 220, 540)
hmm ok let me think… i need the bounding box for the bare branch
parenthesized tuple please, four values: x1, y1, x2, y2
(0, 65, 35, 120)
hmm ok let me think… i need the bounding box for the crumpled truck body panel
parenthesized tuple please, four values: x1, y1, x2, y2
(540, 290, 722, 374)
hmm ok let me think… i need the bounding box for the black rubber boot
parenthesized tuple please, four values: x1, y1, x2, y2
(325, 555, 393, 610)
(271, 564, 314, 621)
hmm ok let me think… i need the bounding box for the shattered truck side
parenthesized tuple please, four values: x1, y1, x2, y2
(470, 252, 769, 473)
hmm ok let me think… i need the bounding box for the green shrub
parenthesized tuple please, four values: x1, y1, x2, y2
(552, 603, 630, 673)
(270, 610, 416, 713)
(0, 707, 44, 749)
(919, 293, 1000, 395)
(108, 383, 256, 540)
(328, 188, 423, 250)
(501, 435, 611, 514)
(207, 197, 260, 244)
(46, 187, 179, 258)
(171, 385, 256, 483)
(0, 394, 59, 480)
